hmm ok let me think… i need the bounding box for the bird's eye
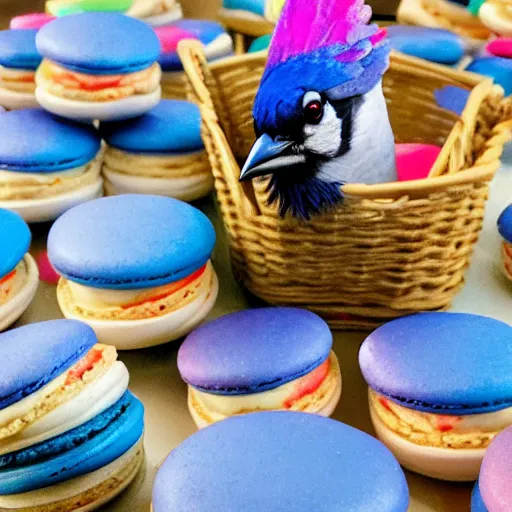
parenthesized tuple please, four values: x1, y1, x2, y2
(304, 100, 323, 125)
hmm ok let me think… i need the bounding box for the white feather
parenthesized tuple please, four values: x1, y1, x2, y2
(303, 102, 343, 157)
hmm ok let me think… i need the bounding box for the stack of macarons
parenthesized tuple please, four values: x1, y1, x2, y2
(498, 204, 512, 282)
(0, 29, 41, 110)
(0, 109, 103, 223)
(152, 412, 410, 511)
(35, 13, 162, 121)
(360, 312, 512, 481)
(178, 308, 342, 428)
(472, 426, 512, 511)
(155, 20, 233, 100)
(45, 0, 183, 26)
(99, 100, 213, 201)
(0, 209, 38, 331)
(0, 319, 144, 511)
(386, 25, 466, 66)
(48, 194, 218, 349)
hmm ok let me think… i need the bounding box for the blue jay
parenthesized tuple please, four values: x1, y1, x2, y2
(239, 0, 397, 219)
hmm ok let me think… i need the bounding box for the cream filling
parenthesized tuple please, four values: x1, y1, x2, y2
(0, 362, 128, 456)
(0, 67, 35, 93)
(372, 391, 512, 434)
(66, 265, 209, 310)
(0, 152, 102, 201)
(479, 2, 512, 36)
(0, 260, 27, 306)
(103, 146, 208, 179)
(191, 352, 335, 418)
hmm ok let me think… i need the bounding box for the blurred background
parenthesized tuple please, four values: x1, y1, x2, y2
(0, 0, 400, 27)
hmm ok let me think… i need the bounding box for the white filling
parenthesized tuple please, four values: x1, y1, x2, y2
(0, 362, 129, 456)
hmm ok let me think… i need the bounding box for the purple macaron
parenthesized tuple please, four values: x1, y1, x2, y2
(177, 307, 342, 428)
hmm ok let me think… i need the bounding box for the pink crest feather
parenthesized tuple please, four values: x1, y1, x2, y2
(268, 0, 375, 68)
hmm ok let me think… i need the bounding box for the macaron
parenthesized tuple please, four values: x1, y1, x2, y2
(221, 0, 285, 25)
(0, 320, 144, 510)
(248, 34, 271, 53)
(466, 57, 512, 96)
(497, 204, 512, 282)
(386, 25, 465, 65)
(434, 84, 471, 116)
(472, 426, 512, 511)
(0, 209, 38, 331)
(178, 308, 342, 428)
(153, 412, 409, 511)
(155, 21, 233, 99)
(0, 109, 103, 223)
(359, 312, 512, 481)
(45, 0, 133, 16)
(486, 38, 512, 59)
(0, 29, 41, 110)
(9, 13, 55, 31)
(48, 194, 218, 350)
(99, 99, 212, 201)
(127, 0, 183, 26)
(35, 13, 162, 121)
(395, 143, 442, 182)
(477, 0, 512, 37)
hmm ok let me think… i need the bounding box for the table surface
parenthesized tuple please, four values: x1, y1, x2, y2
(21, 150, 512, 510)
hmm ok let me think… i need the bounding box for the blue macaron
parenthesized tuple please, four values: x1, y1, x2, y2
(248, 34, 272, 53)
(0, 29, 41, 70)
(0, 109, 101, 173)
(359, 312, 512, 415)
(172, 20, 227, 46)
(48, 194, 216, 290)
(223, 0, 265, 17)
(386, 26, 465, 65)
(471, 482, 488, 512)
(178, 307, 332, 395)
(0, 390, 144, 494)
(467, 57, 512, 96)
(36, 12, 161, 75)
(99, 100, 204, 155)
(498, 204, 512, 243)
(153, 412, 409, 511)
(0, 209, 31, 280)
(0, 320, 97, 410)
(434, 85, 471, 116)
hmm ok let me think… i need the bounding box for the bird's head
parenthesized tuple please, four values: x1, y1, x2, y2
(240, 0, 391, 219)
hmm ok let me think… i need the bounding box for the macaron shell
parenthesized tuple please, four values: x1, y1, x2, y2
(434, 85, 471, 116)
(36, 12, 161, 74)
(0, 320, 98, 410)
(0, 29, 41, 69)
(386, 25, 465, 64)
(48, 194, 216, 289)
(99, 100, 203, 154)
(0, 209, 31, 278)
(395, 143, 441, 182)
(486, 38, 512, 58)
(223, 0, 265, 16)
(153, 412, 409, 512)
(466, 57, 512, 96)
(0, 109, 101, 173)
(178, 307, 333, 394)
(359, 312, 512, 414)
(0, 392, 144, 494)
(171, 20, 227, 45)
(479, 427, 512, 511)
(10, 14, 56, 31)
(498, 204, 512, 243)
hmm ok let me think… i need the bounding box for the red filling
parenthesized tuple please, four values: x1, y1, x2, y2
(379, 397, 392, 412)
(65, 348, 103, 385)
(121, 264, 208, 309)
(284, 359, 331, 409)
(436, 415, 462, 432)
(0, 270, 16, 285)
(52, 71, 123, 92)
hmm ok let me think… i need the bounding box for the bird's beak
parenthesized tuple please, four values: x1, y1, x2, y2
(240, 133, 303, 181)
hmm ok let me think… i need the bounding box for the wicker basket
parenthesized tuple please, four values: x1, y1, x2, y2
(397, 0, 491, 45)
(178, 40, 512, 330)
(161, 71, 192, 101)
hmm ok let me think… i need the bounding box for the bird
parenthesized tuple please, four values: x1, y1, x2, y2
(239, 0, 398, 220)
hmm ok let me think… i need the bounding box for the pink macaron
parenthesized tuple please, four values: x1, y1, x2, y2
(486, 38, 512, 59)
(395, 143, 442, 182)
(10, 13, 56, 30)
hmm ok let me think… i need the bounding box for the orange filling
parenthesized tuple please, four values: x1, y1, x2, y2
(65, 348, 104, 385)
(0, 270, 16, 285)
(284, 358, 331, 409)
(121, 264, 207, 309)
